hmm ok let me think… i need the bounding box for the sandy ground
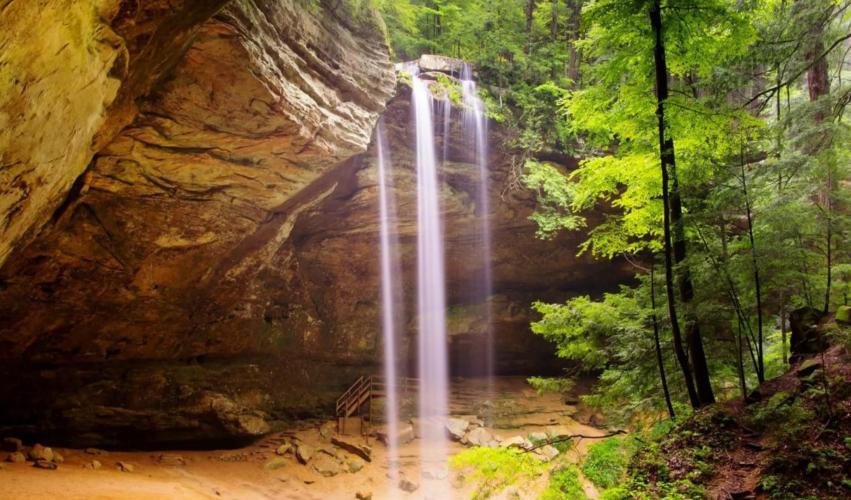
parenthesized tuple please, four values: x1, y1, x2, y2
(0, 377, 606, 499)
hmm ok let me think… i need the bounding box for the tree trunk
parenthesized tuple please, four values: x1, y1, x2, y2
(650, 0, 700, 409)
(651, 265, 676, 419)
(566, 0, 582, 86)
(741, 147, 765, 382)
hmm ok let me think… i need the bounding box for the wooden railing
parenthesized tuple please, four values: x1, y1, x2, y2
(335, 375, 419, 419)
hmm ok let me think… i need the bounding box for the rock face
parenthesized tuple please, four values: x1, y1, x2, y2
(0, 0, 394, 447)
(0, 10, 630, 447)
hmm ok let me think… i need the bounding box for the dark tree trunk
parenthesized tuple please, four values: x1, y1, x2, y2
(566, 0, 582, 86)
(649, 0, 700, 409)
(741, 148, 765, 382)
(651, 265, 676, 419)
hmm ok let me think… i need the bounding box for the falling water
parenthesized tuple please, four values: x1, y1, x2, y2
(375, 118, 400, 481)
(460, 64, 495, 380)
(411, 70, 450, 493)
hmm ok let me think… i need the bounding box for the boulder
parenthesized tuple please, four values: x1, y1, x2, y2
(117, 461, 135, 472)
(6, 452, 26, 463)
(319, 422, 336, 441)
(790, 307, 828, 362)
(53, 451, 64, 464)
(500, 436, 533, 450)
(33, 459, 58, 470)
(348, 457, 365, 473)
(418, 54, 467, 75)
(837, 305, 850, 324)
(275, 443, 292, 456)
(28, 444, 54, 462)
(533, 445, 560, 462)
(2, 437, 23, 452)
(376, 424, 415, 446)
(465, 427, 498, 447)
(445, 418, 470, 441)
(88, 460, 102, 470)
(311, 454, 342, 477)
(331, 436, 372, 462)
(296, 444, 315, 464)
(355, 492, 372, 500)
(528, 432, 548, 443)
(399, 478, 419, 493)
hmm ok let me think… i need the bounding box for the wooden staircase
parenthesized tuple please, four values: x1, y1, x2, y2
(335, 375, 418, 436)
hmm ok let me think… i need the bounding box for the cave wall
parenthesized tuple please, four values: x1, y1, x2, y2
(0, 3, 630, 447)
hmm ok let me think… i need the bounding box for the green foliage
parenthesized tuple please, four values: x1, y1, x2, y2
(583, 438, 631, 489)
(450, 447, 543, 499)
(542, 465, 586, 500)
(527, 376, 574, 396)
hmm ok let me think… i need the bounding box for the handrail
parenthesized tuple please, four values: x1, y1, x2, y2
(335, 375, 422, 418)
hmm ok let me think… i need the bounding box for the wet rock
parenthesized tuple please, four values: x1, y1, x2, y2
(156, 454, 186, 466)
(6, 452, 26, 463)
(2, 437, 23, 452)
(276, 443, 292, 456)
(355, 492, 372, 500)
(117, 461, 135, 472)
(348, 457, 365, 473)
(88, 460, 102, 470)
(311, 453, 341, 477)
(28, 444, 54, 462)
(331, 436, 372, 462)
(417, 54, 467, 75)
(34, 459, 58, 470)
(399, 478, 419, 493)
(296, 444, 315, 464)
(265, 457, 287, 470)
(445, 418, 470, 441)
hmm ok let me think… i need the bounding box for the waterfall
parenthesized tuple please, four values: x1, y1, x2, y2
(411, 70, 450, 493)
(461, 65, 495, 380)
(375, 118, 400, 481)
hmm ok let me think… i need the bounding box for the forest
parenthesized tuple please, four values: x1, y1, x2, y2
(375, 0, 851, 497)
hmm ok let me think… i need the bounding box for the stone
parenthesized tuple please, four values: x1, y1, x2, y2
(275, 443, 292, 456)
(445, 418, 470, 441)
(355, 492, 372, 500)
(156, 454, 185, 466)
(399, 478, 419, 493)
(533, 445, 560, 463)
(296, 444, 315, 464)
(331, 436, 372, 462)
(311, 454, 342, 477)
(265, 457, 287, 471)
(499, 436, 532, 450)
(837, 305, 851, 324)
(2, 438, 23, 452)
(6, 452, 26, 463)
(28, 444, 54, 462)
(528, 432, 548, 443)
(319, 422, 336, 440)
(348, 457, 365, 473)
(33, 459, 58, 470)
(465, 427, 497, 447)
(117, 461, 135, 472)
(796, 358, 823, 378)
(85, 448, 107, 456)
(377, 424, 415, 446)
(52, 451, 64, 464)
(417, 54, 467, 75)
(88, 460, 102, 470)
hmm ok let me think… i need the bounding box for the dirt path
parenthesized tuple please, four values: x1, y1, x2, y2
(1, 377, 607, 499)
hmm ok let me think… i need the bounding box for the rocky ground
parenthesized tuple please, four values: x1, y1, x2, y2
(0, 377, 606, 499)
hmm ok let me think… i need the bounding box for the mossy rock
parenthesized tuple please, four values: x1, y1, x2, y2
(836, 305, 850, 324)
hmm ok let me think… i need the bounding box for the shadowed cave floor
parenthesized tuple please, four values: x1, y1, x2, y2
(0, 377, 606, 499)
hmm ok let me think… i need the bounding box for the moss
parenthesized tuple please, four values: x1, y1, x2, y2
(542, 465, 586, 499)
(583, 437, 630, 489)
(450, 447, 544, 499)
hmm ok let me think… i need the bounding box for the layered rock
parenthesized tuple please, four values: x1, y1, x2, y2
(0, 0, 394, 446)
